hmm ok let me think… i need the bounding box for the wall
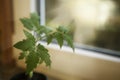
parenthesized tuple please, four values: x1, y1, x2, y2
(12, 0, 30, 58)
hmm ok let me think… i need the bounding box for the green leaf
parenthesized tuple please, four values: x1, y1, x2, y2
(14, 39, 35, 51)
(36, 26, 46, 34)
(30, 13, 39, 21)
(20, 18, 33, 30)
(25, 52, 39, 74)
(44, 27, 53, 34)
(57, 26, 68, 33)
(23, 30, 35, 42)
(55, 32, 63, 48)
(64, 34, 74, 50)
(30, 13, 40, 29)
(19, 52, 27, 59)
(37, 44, 51, 66)
(47, 35, 53, 45)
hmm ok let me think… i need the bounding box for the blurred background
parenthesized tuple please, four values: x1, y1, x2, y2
(0, 0, 120, 80)
(44, 0, 120, 51)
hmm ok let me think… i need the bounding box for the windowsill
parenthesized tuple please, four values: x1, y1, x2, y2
(40, 41, 120, 62)
(15, 41, 120, 80)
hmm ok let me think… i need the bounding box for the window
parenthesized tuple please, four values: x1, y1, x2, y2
(33, 0, 120, 57)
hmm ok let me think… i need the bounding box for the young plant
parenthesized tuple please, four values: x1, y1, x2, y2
(14, 13, 74, 78)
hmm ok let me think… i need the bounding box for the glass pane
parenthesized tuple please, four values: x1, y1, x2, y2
(38, 0, 120, 52)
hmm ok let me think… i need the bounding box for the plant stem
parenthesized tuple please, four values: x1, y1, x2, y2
(29, 71, 33, 79)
